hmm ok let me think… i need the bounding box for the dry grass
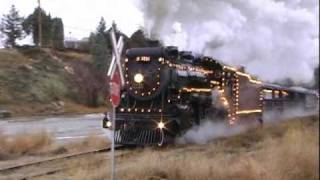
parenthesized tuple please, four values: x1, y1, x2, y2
(70, 115, 319, 180)
(53, 49, 92, 63)
(0, 130, 54, 160)
(0, 49, 31, 66)
(62, 101, 108, 116)
(57, 134, 109, 154)
(0, 131, 110, 161)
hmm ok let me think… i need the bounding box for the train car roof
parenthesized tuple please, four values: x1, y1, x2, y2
(262, 83, 287, 90)
(262, 83, 318, 95)
(288, 86, 318, 95)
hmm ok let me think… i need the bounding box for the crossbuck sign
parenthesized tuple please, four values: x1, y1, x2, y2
(107, 23, 124, 88)
(107, 22, 124, 180)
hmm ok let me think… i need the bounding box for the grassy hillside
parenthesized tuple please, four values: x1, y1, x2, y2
(0, 47, 107, 117)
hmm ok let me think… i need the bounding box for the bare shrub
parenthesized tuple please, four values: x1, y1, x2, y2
(0, 130, 10, 160)
(66, 61, 107, 107)
(9, 130, 53, 155)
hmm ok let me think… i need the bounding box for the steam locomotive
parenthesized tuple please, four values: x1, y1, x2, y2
(103, 46, 319, 145)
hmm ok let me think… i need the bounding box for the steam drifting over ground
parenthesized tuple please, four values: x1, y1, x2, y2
(176, 106, 318, 145)
(137, 0, 319, 85)
(176, 121, 248, 144)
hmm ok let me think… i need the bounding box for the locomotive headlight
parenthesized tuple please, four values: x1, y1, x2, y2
(106, 121, 112, 128)
(134, 73, 144, 83)
(158, 121, 165, 129)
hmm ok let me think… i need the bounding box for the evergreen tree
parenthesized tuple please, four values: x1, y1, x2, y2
(0, 5, 24, 48)
(129, 29, 161, 48)
(90, 17, 110, 71)
(86, 17, 112, 107)
(87, 19, 131, 106)
(129, 29, 148, 47)
(0, 25, 4, 46)
(23, 8, 59, 47)
(42, 13, 53, 47)
(51, 18, 64, 50)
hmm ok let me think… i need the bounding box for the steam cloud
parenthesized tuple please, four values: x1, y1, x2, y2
(137, 0, 319, 85)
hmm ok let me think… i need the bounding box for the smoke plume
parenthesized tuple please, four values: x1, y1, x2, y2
(137, 0, 319, 85)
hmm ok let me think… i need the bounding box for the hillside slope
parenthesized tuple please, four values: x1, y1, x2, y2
(0, 47, 107, 117)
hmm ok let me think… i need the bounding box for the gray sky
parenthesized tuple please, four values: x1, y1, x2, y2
(0, 0, 143, 40)
(0, 0, 318, 84)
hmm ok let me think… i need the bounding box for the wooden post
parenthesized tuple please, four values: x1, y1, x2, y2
(38, 0, 42, 47)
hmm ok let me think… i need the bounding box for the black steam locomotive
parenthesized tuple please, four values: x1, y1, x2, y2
(103, 46, 319, 145)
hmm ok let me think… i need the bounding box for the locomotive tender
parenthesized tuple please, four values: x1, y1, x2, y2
(103, 46, 319, 145)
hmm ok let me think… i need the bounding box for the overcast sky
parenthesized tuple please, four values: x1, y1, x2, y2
(0, 0, 143, 40)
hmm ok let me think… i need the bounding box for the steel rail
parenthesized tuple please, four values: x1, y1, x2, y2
(0, 145, 125, 175)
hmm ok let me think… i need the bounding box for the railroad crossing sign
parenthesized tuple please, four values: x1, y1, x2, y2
(107, 22, 124, 180)
(108, 23, 124, 88)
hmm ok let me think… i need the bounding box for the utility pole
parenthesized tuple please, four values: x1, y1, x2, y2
(38, 0, 42, 48)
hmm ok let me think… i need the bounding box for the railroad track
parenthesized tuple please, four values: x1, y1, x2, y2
(0, 145, 127, 180)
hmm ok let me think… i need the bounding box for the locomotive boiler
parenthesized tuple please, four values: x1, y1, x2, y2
(103, 46, 318, 146)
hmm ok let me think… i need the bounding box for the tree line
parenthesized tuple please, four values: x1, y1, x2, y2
(0, 5, 64, 49)
(71, 17, 161, 107)
(0, 5, 161, 107)
(0, 5, 162, 54)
